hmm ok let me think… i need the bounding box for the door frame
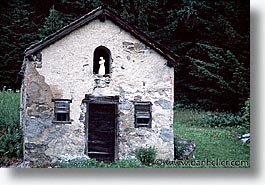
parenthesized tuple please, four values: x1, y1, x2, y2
(82, 94, 119, 161)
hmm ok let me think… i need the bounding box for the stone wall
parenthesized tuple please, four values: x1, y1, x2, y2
(21, 19, 174, 167)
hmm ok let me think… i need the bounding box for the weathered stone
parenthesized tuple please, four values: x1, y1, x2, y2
(79, 113, 85, 122)
(120, 100, 132, 110)
(122, 41, 134, 46)
(25, 143, 36, 150)
(26, 63, 53, 108)
(35, 144, 48, 153)
(160, 128, 173, 142)
(21, 18, 174, 167)
(134, 42, 145, 51)
(122, 41, 147, 54)
(36, 104, 49, 112)
(174, 138, 196, 160)
(120, 137, 127, 142)
(154, 99, 171, 109)
(25, 118, 43, 138)
(27, 104, 52, 118)
(134, 95, 142, 101)
(136, 128, 146, 136)
(72, 139, 80, 145)
(123, 127, 134, 133)
(24, 144, 51, 167)
(119, 86, 125, 101)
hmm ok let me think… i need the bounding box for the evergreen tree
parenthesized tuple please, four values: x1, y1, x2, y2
(38, 5, 65, 38)
(175, 42, 249, 111)
(0, 0, 39, 89)
(0, 0, 249, 111)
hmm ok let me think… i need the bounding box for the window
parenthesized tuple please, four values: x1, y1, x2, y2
(134, 101, 152, 128)
(52, 99, 72, 124)
(93, 46, 111, 75)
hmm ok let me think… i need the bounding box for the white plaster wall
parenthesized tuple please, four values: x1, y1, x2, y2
(35, 19, 174, 160)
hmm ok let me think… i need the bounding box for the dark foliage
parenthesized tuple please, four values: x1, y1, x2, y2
(0, 0, 249, 111)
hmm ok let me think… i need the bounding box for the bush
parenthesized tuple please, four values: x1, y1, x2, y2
(0, 90, 22, 166)
(175, 98, 250, 129)
(198, 111, 244, 128)
(134, 146, 157, 166)
(174, 96, 200, 110)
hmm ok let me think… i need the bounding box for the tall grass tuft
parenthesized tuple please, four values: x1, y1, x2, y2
(134, 146, 157, 166)
(0, 89, 22, 166)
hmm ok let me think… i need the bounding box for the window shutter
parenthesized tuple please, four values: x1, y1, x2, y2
(54, 101, 70, 113)
(134, 101, 152, 128)
(52, 99, 72, 124)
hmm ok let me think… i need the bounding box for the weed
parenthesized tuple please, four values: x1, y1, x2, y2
(0, 90, 22, 166)
(133, 146, 157, 166)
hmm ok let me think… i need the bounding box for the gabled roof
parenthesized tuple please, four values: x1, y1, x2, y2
(24, 6, 177, 66)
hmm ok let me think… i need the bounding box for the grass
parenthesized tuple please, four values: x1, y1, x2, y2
(58, 158, 143, 168)
(0, 90, 20, 126)
(174, 109, 250, 167)
(60, 109, 250, 168)
(0, 90, 250, 168)
(0, 90, 22, 167)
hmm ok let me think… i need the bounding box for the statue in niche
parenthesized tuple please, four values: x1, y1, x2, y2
(98, 56, 105, 75)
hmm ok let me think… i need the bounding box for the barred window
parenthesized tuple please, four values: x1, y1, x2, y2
(134, 101, 152, 128)
(52, 99, 72, 124)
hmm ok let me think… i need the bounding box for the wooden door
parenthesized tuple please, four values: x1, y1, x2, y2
(87, 103, 116, 162)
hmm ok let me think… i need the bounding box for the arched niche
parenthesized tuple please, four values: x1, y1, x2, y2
(93, 46, 111, 75)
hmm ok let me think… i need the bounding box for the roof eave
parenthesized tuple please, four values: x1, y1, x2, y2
(24, 6, 104, 56)
(24, 6, 177, 65)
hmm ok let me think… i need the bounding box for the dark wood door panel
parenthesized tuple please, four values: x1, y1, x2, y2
(87, 103, 116, 162)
